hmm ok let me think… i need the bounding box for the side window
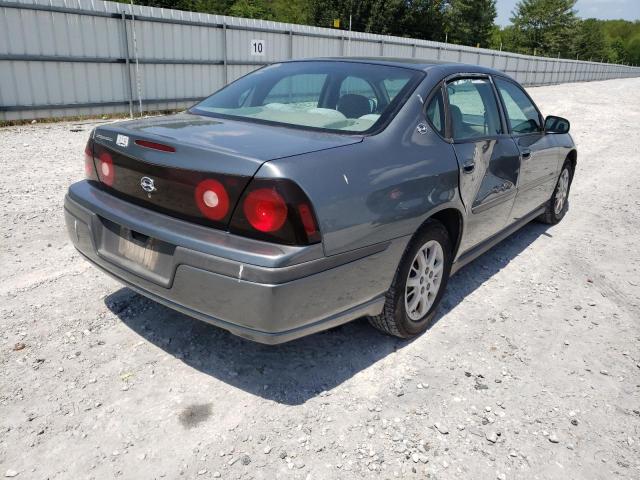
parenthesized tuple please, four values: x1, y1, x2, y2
(446, 78, 503, 141)
(494, 78, 541, 134)
(262, 74, 327, 106)
(425, 89, 445, 136)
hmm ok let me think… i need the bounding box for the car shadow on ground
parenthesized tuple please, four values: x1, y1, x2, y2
(106, 221, 551, 405)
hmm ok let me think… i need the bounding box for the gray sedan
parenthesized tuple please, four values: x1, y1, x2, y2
(65, 58, 575, 344)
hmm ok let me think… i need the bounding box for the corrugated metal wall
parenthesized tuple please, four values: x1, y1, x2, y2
(1, 0, 638, 121)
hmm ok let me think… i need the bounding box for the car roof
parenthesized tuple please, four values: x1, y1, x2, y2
(284, 57, 508, 78)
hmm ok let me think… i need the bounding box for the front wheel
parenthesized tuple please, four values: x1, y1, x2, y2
(369, 220, 452, 339)
(539, 162, 573, 225)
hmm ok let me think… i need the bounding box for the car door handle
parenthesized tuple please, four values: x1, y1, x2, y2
(521, 149, 532, 160)
(462, 162, 475, 173)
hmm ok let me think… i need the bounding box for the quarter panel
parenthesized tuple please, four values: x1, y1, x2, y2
(257, 84, 464, 257)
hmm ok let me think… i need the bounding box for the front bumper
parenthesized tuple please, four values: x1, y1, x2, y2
(64, 181, 408, 344)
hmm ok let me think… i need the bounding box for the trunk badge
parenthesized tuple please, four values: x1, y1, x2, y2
(140, 176, 157, 196)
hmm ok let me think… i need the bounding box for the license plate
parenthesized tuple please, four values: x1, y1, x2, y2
(116, 232, 161, 270)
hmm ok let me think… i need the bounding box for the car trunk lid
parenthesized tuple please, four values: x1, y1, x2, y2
(90, 112, 362, 229)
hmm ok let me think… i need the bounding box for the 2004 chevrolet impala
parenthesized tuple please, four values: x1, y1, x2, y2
(65, 58, 575, 344)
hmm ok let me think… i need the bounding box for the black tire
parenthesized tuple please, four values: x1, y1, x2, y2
(538, 161, 573, 225)
(369, 219, 452, 339)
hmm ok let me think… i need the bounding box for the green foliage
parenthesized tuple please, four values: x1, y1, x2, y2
(446, 0, 497, 47)
(489, 25, 524, 53)
(228, 0, 273, 19)
(115, 0, 639, 66)
(627, 34, 640, 65)
(271, 0, 311, 25)
(573, 18, 607, 60)
(509, 0, 577, 56)
(601, 20, 640, 64)
(113, 0, 235, 15)
(394, 0, 448, 41)
(309, 0, 448, 40)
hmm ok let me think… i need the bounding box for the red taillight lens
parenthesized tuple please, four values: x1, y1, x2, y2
(134, 139, 176, 152)
(98, 151, 115, 186)
(194, 179, 230, 221)
(230, 179, 321, 245)
(84, 139, 96, 179)
(297, 203, 318, 237)
(243, 188, 288, 233)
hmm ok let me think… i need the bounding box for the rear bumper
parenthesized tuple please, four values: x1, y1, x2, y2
(64, 181, 408, 344)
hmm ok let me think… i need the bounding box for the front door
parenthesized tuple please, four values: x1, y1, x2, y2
(443, 77, 521, 253)
(493, 77, 559, 221)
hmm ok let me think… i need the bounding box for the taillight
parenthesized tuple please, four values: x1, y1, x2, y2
(230, 179, 320, 245)
(97, 151, 115, 186)
(84, 138, 97, 180)
(297, 204, 317, 237)
(194, 179, 230, 221)
(243, 188, 288, 232)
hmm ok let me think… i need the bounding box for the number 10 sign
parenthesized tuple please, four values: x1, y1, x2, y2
(250, 40, 265, 56)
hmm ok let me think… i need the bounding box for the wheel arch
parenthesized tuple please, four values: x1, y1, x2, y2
(415, 206, 464, 261)
(566, 149, 577, 177)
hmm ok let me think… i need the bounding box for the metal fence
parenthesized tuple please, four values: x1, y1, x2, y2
(1, 0, 639, 121)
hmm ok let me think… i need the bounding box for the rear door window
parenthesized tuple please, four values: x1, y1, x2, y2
(425, 88, 445, 136)
(494, 78, 541, 134)
(446, 78, 503, 141)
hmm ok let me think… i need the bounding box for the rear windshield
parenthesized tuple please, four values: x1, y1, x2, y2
(191, 61, 423, 134)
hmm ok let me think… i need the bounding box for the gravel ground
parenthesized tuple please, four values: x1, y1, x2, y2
(1, 78, 639, 480)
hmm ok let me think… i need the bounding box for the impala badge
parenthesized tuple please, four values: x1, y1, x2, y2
(140, 176, 156, 196)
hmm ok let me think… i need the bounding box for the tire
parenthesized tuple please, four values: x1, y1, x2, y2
(538, 161, 573, 225)
(369, 219, 452, 339)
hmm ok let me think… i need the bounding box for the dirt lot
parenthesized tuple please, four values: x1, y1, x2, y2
(1, 78, 639, 480)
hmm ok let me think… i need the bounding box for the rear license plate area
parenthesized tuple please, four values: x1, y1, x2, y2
(97, 217, 176, 286)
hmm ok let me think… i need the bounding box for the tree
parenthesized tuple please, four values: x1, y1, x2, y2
(489, 25, 526, 53)
(392, 0, 447, 41)
(627, 34, 640, 65)
(310, 0, 396, 35)
(573, 18, 607, 60)
(602, 19, 640, 64)
(510, 0, 577, 56)
(309, 0, 447, 40)
(446, 0, 497, 47)
(271, 0, 311, 25)
(229, 0, 273, 19)
(113, 0, 235, 15)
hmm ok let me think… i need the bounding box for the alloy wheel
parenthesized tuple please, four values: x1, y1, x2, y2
(554, 168, 570, 215)
(405, 240, 444, 321)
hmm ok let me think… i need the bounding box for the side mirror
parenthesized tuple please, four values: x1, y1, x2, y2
(544, 115, 570, 134)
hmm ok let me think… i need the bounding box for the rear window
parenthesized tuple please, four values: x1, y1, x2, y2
(191, 61, 423, 134)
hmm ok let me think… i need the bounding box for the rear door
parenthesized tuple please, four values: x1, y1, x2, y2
(493, 77, 559, 221)
(441, 75, 521, 253)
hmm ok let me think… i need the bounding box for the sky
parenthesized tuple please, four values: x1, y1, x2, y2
(496, 0, 640, 26)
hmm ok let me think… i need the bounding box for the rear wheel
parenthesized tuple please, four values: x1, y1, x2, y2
(369, 220, 452, 339)
(539, 162, 573, 225)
